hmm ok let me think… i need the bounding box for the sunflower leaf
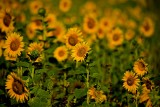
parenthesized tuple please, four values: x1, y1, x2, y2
(16, 61, 29, 67)
(74, 88, 87, 99)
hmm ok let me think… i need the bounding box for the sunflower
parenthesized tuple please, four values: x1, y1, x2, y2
(142, 77, 154, 91)
(99, 17, 114, 32)
(47, 21, 66, 43)
(83, 14, 98, 34)
(5, 72, 28, 103)
(88, 87, 96, 99)
(133, 59, 148, 77)
(125, 29, 135, 41)
(97, 26, 105, 39)
(107, 27, 124, 47)
(0, 9, 14, 32)
(27, 42, 43, 62)
(29, 0, 43, 14)
(139, 17, 154, 37)
(26, 22, 37, 40)
(45, 13, 57, 24)
(4, 50, 17, 61)
(4, 32, 24, 58)
(59, 0, 72, 12)
(53, 46, 68, 62)
(65, 27, 83, 49)
(88, 87, 106, 103)
(71, 42, 90, 62)
(140, 83, 152, 107)
(122, 71, 140, 93)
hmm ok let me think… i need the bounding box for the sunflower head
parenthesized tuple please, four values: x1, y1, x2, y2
(27, 42, 44, 62)
(5, 72, 28, 103)
(140, 17, 154, 37)
(0, 9, 14, 32)
(59, 0, 72, 12)
(83, 14, 98, 34)
(71, 42, 90, 62)
(107, 27, 124, 47)
(53, 46, 68, 62)
(65, 27, 83, 49)
(142, 77, 154, 91)
(4, 32, 24, 58)
(133, 59, 148, 77)
(122, 71, 140, 93)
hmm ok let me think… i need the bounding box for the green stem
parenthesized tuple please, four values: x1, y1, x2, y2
(86, 64, 90, 104)
(64, 72, 67, 93)
(31, 66, 35, 79)
(135, 92, 138, 107)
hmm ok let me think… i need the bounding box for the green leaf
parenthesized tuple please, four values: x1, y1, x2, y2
(37, 89, 50, 98)
(16, 61, 29, 67)
(74, 88, 87, 99)
(90, 73, 101, 79)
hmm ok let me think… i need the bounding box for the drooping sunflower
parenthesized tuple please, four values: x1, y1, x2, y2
(27, 42, 44, 62)
(71, 42, 90, 62)
(122, 71, 140, 93)
(4, 32, 24, 58)
(107, 27, 124, 47)
(83, 14, 98, 34)
(133, 59, 148, 77)
(59, 0, 72, 12)
(142, 77, 154, 91)
(5, 72, 29, 103)
(45, 13, 57, 24)
(53, 46, 68, 62)
(65, 27, 83, 49)
(140, 82, 152, 107)
(88, 87, 97, 99)
(0, 9, 14, 32)
(139, 17, 154, 37)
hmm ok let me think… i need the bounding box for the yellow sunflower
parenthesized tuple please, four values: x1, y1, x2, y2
(4, 50, 17, 61)
(107, 27, 124, 47)
(29, 0, 43, 14)
(65, 27, 83, 49)
(4, 32, 24, 58)
(53, 46, 68, 62)
(83, 14, 98, 34)
(99, 17, 114, 33)
(47, 21, 66, 43)
(59, 0, 72, 12)
(133, 59, 148, 77)
(5, 72, 28, 103)
(140, 83, 152, 107)
(88, 87, 107, 103)
(97, 26, 105, 39)
(122, 71, 140, 93)
(139, 17, 154, 37)
(27, 42, 44, 62)
(125, 29, 135, 41)
(142, 77, 154, 91)
(45, 13, 57, 24)
(88, 87, 96, 99)
(0, 9, 14, 32)
(71, 42, 90, 62)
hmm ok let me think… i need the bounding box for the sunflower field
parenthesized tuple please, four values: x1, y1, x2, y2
(0, 0, 160, 107)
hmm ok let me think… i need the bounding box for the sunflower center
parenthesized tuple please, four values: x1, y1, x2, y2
(63, 1, 68, 8)
(3, 13, 12, 27)
(58, 50, 65, 57)
(68, 35, 78, 46)
(10, 39, 20, 51)
(144, 22, 150, 31)
(12, 80, 25, 95)
(104, 21, 108, 26)
(113, 34, 120, 41)
(98, 28, 103, 34)
(87, 18, 95, 29)
(52, 26, 61, 36)
(127, 76, 134, 86)
(77, 47, 86, 57)
(146, 80, 152, 90)
(138, 62, 145, 71)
